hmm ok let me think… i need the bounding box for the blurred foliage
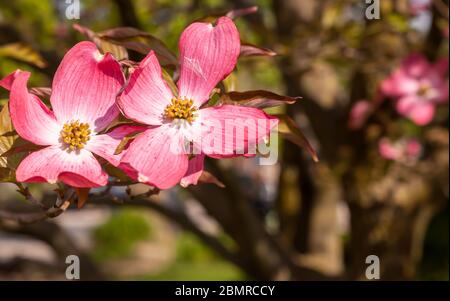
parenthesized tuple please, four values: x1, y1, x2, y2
(176, 232, 217, 262)
(140, 232, 244, 280)
(140, 261, 244, 280)
(92, 208, 153, 260)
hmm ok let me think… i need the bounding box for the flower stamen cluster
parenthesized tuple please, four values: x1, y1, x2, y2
(60, 120, 91, 151)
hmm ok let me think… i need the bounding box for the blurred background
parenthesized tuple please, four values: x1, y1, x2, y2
(0, 0, 448, 280)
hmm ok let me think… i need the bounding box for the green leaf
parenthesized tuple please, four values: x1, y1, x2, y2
(0, 43, 47, 68)
(114, 130, 143, 155)
(0, 104, 25, 182)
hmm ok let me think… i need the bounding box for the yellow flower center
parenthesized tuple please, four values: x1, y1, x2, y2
(164, 98, 197, 123)
(417, 84, 430, 96)
(60, 120, 91, 151)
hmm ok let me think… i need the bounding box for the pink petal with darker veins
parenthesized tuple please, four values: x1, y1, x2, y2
(16, 145, 108, 188)
(0, 70, 20, 91)
(120, 124, 189, 189)
(50, 41, 124, 132)
(177, 16, 240, 107)
(197, 105, 278, 157)
(118, 51, 174, 125)
(9, 71, 61, 146)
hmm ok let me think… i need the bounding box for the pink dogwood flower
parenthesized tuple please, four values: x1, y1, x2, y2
(118, 17, 278, 189)
(381, 54, 449, 125)
(378, 137, 422, 163)
(5, 42, 141, 188)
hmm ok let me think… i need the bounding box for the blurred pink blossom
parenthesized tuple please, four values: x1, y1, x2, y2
(381, 54, 449, 125)
(378, 137, 423, 163)
(348, 100, 373, 130)
(409, 0, 431, 15)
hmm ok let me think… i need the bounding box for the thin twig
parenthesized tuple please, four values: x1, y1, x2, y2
(0, 188, 75, 224)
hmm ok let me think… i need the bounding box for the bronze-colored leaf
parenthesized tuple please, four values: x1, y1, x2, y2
(29, 87, 52, 99)
(73, 23, 128, 61)
(198, 171, 225, 188)
(114, 130, 143, 155)
(219, 90, 300, 108)
(98, 27, 151, 39)
(0, 138, 42, 158)
(226, 6, 258, 19)
(161, 68, 178, 97)
(75, 188, 90, 208)
(104, 164, 130, 182)
(98, 27, 177, 67)
(240, 43, 277, 57)
(276, 114, 318, 162)
(0, 104, 25, 181)
(197, 6, 257, 23)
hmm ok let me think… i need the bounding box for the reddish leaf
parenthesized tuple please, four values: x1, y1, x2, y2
(240, 43, 277, 57)
(98, 27, 177, 67)
(98, 27, 151, 39)
(219, 90, 300, 108)
(277, 114, 318, 162)
(30, 87, 52, 99)
(196, 6, 257, 24)
(226, 6, 258, 19)
(198, 171, 225, 188)
(73, 24, 128, 61)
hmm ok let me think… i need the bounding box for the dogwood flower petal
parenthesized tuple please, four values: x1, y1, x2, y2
(86, 125, 147, 167)
(9, 71, 61, 146)
(177, 16, 240, 107)
(120, 125, 189, 189)
(118, 51, 174, 125)
(50, 41, 124, 132)
(16, 145, 108, 188)
(196, 105, 278, 157)
(0, 70, 20, 91)
(180, 154, 205, 187)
